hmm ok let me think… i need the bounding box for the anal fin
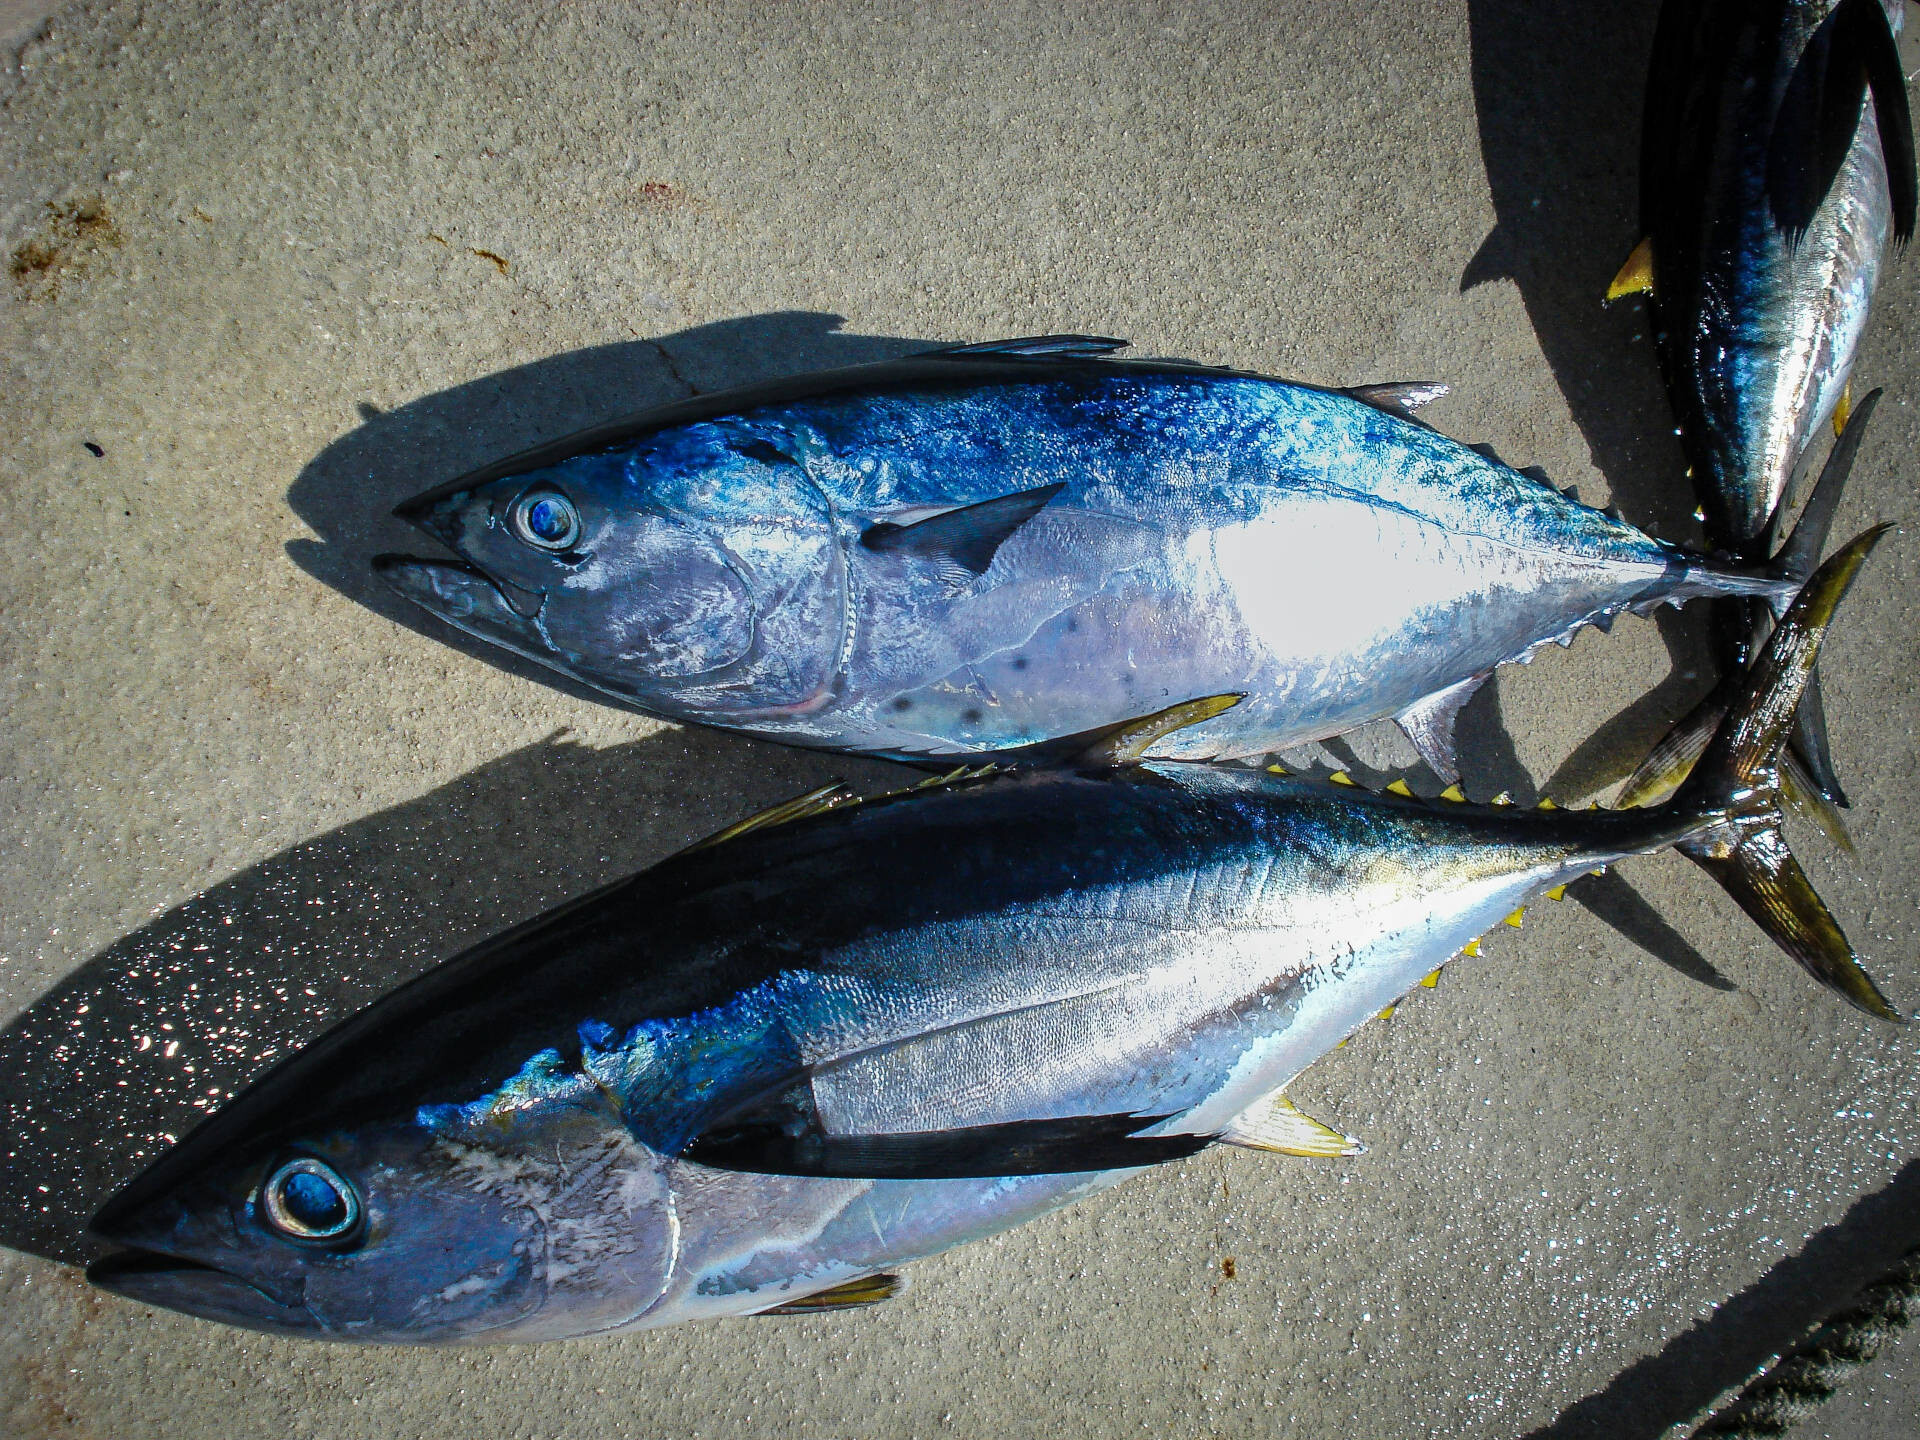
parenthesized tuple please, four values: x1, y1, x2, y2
(755, 1274, 902, 1316)
(1394, 673, 1488, 784)
(1219, 1094, 1365, 1157)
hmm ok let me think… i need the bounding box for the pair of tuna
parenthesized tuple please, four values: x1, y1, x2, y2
(86, 0, 1910, 1342)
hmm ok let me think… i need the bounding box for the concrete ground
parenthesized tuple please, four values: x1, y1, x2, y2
(3, 3, 1919, 1436)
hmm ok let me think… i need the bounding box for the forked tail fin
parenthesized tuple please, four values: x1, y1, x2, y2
(1671, 527, 1899, 1021)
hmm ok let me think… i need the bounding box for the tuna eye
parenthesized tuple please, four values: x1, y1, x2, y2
(510, 488, 581, 551)
(262, 1158, 360, 1241)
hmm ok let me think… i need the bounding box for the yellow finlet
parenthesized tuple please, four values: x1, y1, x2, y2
(1218, 1093, 1365, 1157)
(1834, 381, 1854, 437)
(1505, 907, 1526, 928)
(1385, 777, 1414, 797)
(1439, 784, 1467, 803)
(1605, 236, 1655, 301)
(1462, 938, 1481, 957)
(1376, 1003, 1397, 1021)
(1535, 796, 1558, 810)
(1492, 791, 1514, 807)
(1545, 884, 1567, 902)
(1267, 763, 1290, 775)
(1420, 967, 1442, 988)
(1329, 770, 1355, 786)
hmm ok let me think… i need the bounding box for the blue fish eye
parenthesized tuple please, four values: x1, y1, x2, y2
(511, 489, 581, 551)
(262, 1157, 361, 1241)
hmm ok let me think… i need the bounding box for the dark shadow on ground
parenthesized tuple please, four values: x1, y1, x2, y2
(285, 311, 929, 705)
(1463, 0, 1690, 537)
(1522, 1157, 1920, 1439)
(0, 726, 904, 1265)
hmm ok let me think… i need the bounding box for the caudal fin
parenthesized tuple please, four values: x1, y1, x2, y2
(1617, 390, 1881, 817)
(1671, 527, 1899, 1021)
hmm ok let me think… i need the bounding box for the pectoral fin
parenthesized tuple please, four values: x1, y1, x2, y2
(755, 1274, 902, 1315)
(861, 483, 1066, 578)
(1219, 1094, 1365, 1157)
(1395, 673, 1488, 784)
(683, 1113, 1210, 1179)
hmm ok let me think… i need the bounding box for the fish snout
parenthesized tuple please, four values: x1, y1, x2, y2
(87, 1250, 321, 1335)
(373, 554, 547, 626)
(391, 480, 472, 552)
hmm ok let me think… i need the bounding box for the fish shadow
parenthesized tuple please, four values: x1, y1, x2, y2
(285, 310, 930, 706)
(1463, 0, 1689, 538)
(1521, 1156, 1920, 1439)
(0, 726, 905, 1266)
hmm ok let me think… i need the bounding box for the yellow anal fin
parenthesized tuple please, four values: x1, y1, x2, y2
(680, 782, 860, 855)
(1606, 236, 1655, 301)
(1219, 1093, 1365, 1157)
(755, 1273, 902, 1315)
(1834, 380, 1853, 438)
(1072, 693, 1244, 766)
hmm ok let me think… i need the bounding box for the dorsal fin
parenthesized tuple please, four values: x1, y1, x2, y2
(1069, 693, 1244, 767)
(1344, 381, 1449, 417)
(678, 783, 859, 856)
(929, 335, 1130, 359)
(860, 483, 1065, 578)
(755, 1274, 903, 1315)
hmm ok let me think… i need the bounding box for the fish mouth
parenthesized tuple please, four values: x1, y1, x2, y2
(87, 1249, 321, 1335)
(373, 554, 548, 628)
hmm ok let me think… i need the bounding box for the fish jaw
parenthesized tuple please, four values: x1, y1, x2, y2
(373, 555, 564, 670)
(88, 1250, 325, 1336)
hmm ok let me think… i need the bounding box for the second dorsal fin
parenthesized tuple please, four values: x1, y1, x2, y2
(678, 783, 860, 856)
(1345, 381, 1449, 417)
(1070, 694, 1244, 767)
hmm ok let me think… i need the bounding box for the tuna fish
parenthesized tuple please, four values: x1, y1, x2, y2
(88, 532, 1896, 1343)
(376, 337, 1800, 783)
(1609, 0, 1913, 808)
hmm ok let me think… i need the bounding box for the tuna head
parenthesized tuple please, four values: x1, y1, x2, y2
(87, 1071, 679, 1344)
(375, 420, 844, 719)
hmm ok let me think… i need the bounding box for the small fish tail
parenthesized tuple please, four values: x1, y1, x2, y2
(1669, 526, 1898, 1021)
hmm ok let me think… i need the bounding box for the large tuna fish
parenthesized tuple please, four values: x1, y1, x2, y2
(376, 337, 1801, 783)
(88, 533, 1896, 1343)
(1609, 0, 1913, 807)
